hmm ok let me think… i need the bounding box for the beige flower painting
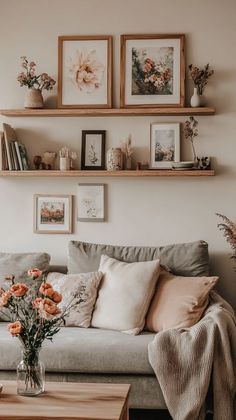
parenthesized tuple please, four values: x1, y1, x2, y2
(68, 49, 105, 93)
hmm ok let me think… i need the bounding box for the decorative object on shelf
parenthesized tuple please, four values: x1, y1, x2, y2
(2, 123, 30, 171)
(33, 155, 42, 170)
(107, 147, 123, 171)
(184, 116, 199, 164)
(172, 161, 194, 170)
(197, 156, 211, 170)
(0, 269, 85, 396)
(122, 134, 133, 169)
(41, 152, 57, 170)
(58, 36, 112, 108)
(77, 183, 105, 222)
(17, 56, 56, 109)
(189, 64, 214, 107)
(34, 194, 72, 234)
(81, 130, 106, 170)
(216, 213, 236, 269)
(150, 123, 180, 169)
(59, 147, 78, 171)
(120, 34, 185, 108)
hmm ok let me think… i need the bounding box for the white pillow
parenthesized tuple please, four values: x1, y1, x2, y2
(47, 271, 103, 327)
(91, 255, 160, 335)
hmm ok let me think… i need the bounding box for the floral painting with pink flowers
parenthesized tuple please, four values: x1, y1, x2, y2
(58, 36, 112, 108)
(132, 47, 173, 95)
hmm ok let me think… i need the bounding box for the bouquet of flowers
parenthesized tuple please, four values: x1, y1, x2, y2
(184, 116, 199, 162)
(0, 268, 84, 396)
(189, 64, 214, 95)
(17, 57, 56, 91)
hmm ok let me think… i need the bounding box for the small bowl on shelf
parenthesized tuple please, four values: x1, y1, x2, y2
(172, 161, 195, 170)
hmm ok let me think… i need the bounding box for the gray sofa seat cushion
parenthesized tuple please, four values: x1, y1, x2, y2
(0, 323, 155, 375)
(68, 240, 209, 277)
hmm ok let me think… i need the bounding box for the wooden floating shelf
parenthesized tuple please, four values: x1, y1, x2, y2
(0, 170, 215, 177)
(0, 107, 215, 117)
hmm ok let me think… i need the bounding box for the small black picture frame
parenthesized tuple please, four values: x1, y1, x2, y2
(81, 130, 106, 170)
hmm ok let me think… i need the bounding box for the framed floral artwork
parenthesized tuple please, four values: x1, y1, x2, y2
(77, 184, 105, 222)
(150, 123, 180, 169)
(34, 194, 73, 234)
(120, 34, 185, 108)
(81, 130, 106, 170)
(58, 35, 112, 108)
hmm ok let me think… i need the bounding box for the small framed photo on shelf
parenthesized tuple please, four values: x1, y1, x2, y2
(34, 194, 73, 234)
(77, 183, 105, 222)
(120, 34, 185, 108)
(58, 35, 113, 108)
(81, 130, 106, 170)
(150, 123, 180, 169)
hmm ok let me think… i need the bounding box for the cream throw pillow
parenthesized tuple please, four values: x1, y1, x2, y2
(47, 271, 103, 327)
(146, 270, 219, 332)
(91, 255, 160, 335)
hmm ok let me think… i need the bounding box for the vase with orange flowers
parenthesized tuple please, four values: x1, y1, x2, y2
(0, 268, 84, 396)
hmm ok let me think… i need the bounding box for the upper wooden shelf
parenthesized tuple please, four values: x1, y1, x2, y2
(0, 107, 215, 117)
(0, 170, 215, 177)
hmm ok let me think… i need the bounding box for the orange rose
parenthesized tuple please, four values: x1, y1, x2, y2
(10, 283, 28, 297)
(0, 291, 12, 307)
(32, 297, 43, 309)
(8, 321, 22, 336)
(28, 268, 42, 279)
(39, 282, 53, 297)
(38, 298, 61, 320)
(51, 291, 62, 304)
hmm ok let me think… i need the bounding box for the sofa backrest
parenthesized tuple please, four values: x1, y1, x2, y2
(67, 240, 209, 277)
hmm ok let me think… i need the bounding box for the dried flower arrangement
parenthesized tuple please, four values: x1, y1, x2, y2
(217, 213, 236, 267)
(17, 57, 56, 91)
(189, 64, 214, 95)
(122, 134, 133, 159)
(183, 116, 199, 161)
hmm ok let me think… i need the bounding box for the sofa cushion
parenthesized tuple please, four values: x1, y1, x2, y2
(0, 323, 155, 375)
(47, 271, 103, 327)
(91, 255, 160, 335)
(146, 270, 219, 332)
(68, 240, 209, 277)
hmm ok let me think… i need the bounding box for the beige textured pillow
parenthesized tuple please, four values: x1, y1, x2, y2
(91, 255, 160, 335)
(146, 270, 218, 332)
(47, 271, 103, 327)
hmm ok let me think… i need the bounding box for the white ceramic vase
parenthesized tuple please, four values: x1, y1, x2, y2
(24, 88, 43, 109)
(60, 157, 71, 171)
(190, 88, 201, 108)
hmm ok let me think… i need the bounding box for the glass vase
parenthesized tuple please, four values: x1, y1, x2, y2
(17, 347, 45, 396)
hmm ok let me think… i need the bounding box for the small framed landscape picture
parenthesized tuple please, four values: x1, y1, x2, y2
(77, 184, 105, 222)
(120, 34, 185, 108)
(34, 194, 73, 234)
(81, 130, 106, 170)
(58, 35, 112, 108)
(150, 123, 180, 169)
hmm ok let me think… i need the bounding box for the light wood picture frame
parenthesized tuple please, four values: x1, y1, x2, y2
(150, 123, 180, 169)
(34, 194, 73, 234)
(77, 183, 105, 222)
(58, 35, 113, 108)
(120, 34, 185, 108)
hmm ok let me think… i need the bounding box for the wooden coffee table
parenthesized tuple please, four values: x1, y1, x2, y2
(0, 381, 130, 420)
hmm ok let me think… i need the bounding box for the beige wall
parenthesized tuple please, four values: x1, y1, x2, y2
(0, 0, 236, 308)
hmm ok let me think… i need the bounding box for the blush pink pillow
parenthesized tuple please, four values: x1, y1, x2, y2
(146, 270, 218, 332)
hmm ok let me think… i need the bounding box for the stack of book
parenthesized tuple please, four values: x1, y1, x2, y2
(0, 123, 30, 171)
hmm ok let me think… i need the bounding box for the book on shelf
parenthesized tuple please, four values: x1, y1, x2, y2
(2, 123, 29, 171)
(0, 131, 8, 170)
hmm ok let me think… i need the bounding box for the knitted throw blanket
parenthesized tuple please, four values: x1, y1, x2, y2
(148, 292, 236, 420)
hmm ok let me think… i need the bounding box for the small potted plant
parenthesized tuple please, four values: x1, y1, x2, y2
(17, 57, 56, 109)
(189, 63, 214, 107)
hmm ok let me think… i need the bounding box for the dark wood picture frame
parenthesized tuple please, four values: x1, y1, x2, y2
(120, 34, 185, 108)
(81, 130, 106, 170)
(58, 35, 113, 109)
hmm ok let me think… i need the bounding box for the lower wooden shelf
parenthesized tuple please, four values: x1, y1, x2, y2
(0, 170, 215, 177)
